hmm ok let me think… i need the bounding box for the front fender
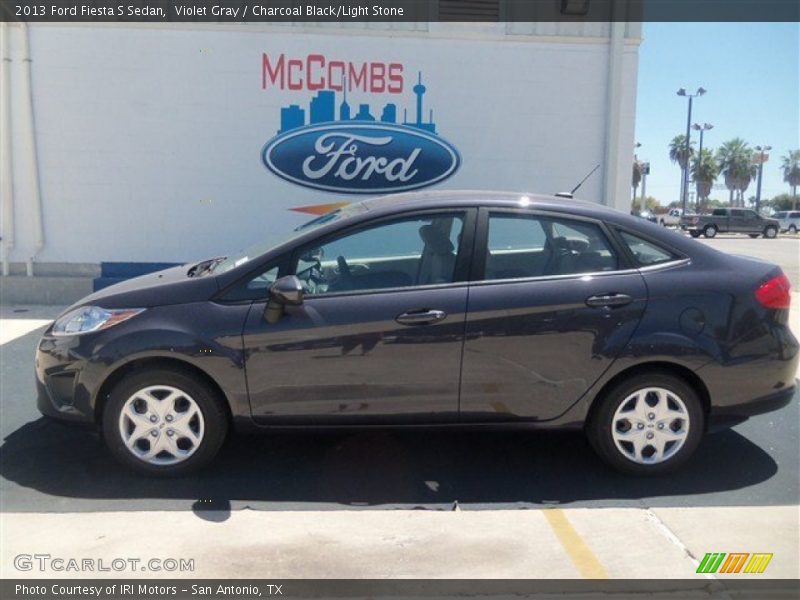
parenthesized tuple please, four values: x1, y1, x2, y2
(38, 302, 252, 424)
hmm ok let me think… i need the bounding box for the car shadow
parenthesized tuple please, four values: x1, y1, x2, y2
(0, 415, 782, 511)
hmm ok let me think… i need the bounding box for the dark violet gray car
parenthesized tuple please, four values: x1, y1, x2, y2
(36, 191, 798, 476)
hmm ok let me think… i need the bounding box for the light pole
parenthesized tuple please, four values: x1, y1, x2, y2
(692, 123, 713, 209)
(677, 87, 706, 213)
(632, 142, 642, 209)
(754, 145, 772, 214)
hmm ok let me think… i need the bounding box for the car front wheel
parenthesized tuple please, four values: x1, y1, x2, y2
(789, 225, 797, 234)
(102, 368, 228, 476)
(587, 371, 704, 475)
(764, 226, 778, 239)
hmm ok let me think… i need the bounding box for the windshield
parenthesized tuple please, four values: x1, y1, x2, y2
(211, 203, 368, 275)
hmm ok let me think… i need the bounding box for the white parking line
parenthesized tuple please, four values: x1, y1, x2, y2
(0, 318, 52, 345)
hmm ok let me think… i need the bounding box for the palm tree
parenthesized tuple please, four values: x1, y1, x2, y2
(781, 150, 800, 210)
(691, 148, 718, 210)
(632, 160, 642, 205)
(716, 138, 757, 207)
(669, 135, 695, 203)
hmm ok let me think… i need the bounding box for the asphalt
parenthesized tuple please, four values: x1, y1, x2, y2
(1, 235, 798, 515)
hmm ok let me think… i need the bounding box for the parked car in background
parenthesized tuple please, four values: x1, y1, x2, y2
(36, 191, 797, 477)
(773, 211, 800, 234)
(681, 208, 780, 239)
(632, 209, 658, 224)
(659, 208, 691, 227)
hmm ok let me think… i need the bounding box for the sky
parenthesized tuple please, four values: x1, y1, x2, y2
(635, 22, 799, 206)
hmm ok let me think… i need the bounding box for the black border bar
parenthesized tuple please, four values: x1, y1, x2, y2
(2, 0, 799, 23)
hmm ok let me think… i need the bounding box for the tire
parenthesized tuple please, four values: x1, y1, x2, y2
(749, 233, 760, 238)
(586, 370, 704, 476)
(102, 368, 228, 476)
(689, 231, 701, 238)
(789, 225, 797, 235)
(703, 225, 717, 238)
(764, 226, 778, 239)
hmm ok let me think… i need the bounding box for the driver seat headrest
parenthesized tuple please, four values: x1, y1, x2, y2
(419, 225, 454, 255)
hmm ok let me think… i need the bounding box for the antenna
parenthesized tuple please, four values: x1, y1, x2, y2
(571, 164, 601, 194)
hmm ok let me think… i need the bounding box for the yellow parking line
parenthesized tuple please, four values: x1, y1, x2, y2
(544, 509, 609, 579)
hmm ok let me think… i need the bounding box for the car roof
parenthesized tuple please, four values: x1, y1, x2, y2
(361, 190, 599, 213)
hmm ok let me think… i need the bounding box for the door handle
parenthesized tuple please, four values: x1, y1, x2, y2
(585, 294, 633, 308)
(396, 309, 447, 326)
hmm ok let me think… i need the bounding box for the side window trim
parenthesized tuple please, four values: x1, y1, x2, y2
(289, 208, 477, 298)
(471, 207, 633, 283)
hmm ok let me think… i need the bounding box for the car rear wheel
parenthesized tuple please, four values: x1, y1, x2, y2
(764, 226, 778, 239)
(102, 368, 228, 476)
(703, 225, 717, 238)
(587, 371, 704, 475)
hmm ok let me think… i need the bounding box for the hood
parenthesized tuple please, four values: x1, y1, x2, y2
(65, 264, 220, 312)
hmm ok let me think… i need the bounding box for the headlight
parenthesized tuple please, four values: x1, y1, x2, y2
(52, 306, 146, 336)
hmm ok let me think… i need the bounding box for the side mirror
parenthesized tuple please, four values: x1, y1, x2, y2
(269, 275, 304, 306)
(264, 276, 304, 324)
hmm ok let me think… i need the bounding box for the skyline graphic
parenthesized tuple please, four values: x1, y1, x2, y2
(278, 72, 438, 135)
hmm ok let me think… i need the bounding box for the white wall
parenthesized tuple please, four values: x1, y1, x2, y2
(5, 24, 640, 265)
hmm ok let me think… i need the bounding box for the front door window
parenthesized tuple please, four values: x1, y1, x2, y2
(295, 214, 465, 295)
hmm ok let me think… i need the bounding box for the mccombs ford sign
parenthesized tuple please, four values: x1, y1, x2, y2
(260, 53, 460, 194)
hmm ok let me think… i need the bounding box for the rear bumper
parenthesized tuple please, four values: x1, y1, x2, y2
(707, 383, 796, 432)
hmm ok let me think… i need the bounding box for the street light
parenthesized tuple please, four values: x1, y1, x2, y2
(677, 87, 706, 213)
(692, 123, 714, 209)
(754, 145, 772, 214)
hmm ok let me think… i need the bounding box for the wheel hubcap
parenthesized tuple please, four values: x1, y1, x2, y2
(118, 385, 205, 466)
(611, 387, 690, 465)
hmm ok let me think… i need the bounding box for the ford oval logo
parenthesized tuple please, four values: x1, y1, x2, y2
(262, 123, 461, 194)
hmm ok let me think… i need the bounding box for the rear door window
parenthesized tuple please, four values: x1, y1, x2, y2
(482, 213, 618, 280)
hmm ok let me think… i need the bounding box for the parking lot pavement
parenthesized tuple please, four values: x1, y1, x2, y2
(693, 233, 800, 286)
(1, 235, 798, 580)
(2, 507, 798, 579)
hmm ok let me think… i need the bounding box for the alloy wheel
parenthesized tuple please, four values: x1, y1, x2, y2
(117, 385, 205, 465)
(611, 387, 690, 465)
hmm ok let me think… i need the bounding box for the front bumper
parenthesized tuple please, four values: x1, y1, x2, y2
(35, 333, 105, 427)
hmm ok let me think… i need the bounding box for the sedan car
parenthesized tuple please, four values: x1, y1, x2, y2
(36, 191, 798, 476)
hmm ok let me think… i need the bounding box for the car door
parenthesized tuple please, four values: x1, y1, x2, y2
(459, 209, 648, 422)
(241, 209, 476, 425)
(744, 210, 763, 232)
(729, 209, 749, 232)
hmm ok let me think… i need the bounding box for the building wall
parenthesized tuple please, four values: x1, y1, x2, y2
(3, 23, 640, 265)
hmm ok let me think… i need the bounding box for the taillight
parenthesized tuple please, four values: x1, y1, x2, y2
(755, 273, 792, 309)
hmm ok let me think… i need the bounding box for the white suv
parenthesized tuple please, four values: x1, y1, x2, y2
(773, 211, 800, 234)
